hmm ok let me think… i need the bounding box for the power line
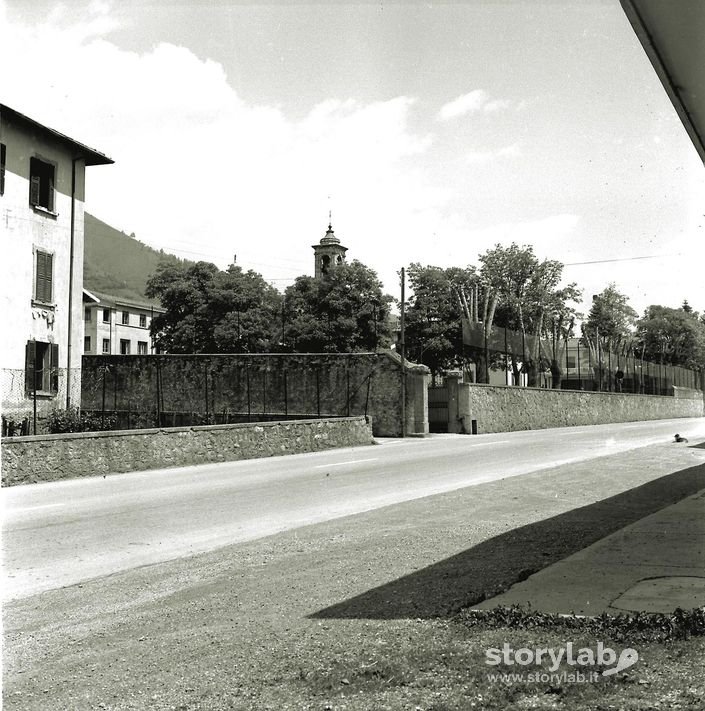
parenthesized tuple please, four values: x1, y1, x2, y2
(564, 253, 682, 266)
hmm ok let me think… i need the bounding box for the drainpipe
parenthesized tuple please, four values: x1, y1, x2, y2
(66, 157, 79, 409)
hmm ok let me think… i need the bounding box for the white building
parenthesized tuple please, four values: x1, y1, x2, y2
(83, 289, 164, 356)
(0, 105, 113, 432)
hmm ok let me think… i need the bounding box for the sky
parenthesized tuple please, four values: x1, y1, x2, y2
(2, 0, 704, 320)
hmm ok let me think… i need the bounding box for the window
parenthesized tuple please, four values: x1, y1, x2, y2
(0, 143, 6, 196)
(102, 338, 110, 354)
(119, 339, 130, 355)
(29, 157, 55, 212)
(139, 314, 147, 328)
(84, 307, 92, 322)
(25, 341, 58, 394)
(102, 308, 110, 323)
(137, 341, 148, 355)
(122, 311, 129, 325)
(34, 250, 53, 303)
(84, 336, 91, 353)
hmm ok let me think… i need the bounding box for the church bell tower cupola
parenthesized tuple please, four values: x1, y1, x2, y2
(312, 218, 348, 278)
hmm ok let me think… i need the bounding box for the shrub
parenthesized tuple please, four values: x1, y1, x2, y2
(45, 407, 117, 434)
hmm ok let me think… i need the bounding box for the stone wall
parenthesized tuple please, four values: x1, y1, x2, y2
(81, 351, 429, 437)
(1, 416, 373, 486)
(457, 383, 704, 434)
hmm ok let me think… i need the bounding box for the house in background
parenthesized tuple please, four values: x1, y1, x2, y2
(83, 289, 164, 355)
(0, 105, 113, 431)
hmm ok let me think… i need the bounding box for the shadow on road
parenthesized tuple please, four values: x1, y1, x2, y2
(310, 463, 705, 620)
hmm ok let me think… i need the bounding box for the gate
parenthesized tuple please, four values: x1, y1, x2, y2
(428, 384, 449, 433)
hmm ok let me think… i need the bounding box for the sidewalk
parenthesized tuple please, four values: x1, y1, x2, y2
(476, 488, 705, 615)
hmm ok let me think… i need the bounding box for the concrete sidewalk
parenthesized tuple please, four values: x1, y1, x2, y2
(476, 488, 705, 615)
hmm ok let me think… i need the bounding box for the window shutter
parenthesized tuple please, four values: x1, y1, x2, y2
(35, 252, 46, 301)
(50, 343, 59, 393)
(0, 143, 5, 196)
(36, 252, 53, 302)
(48, 179, 55, 212)
(30, 174, 40, 205)
(25, 341, 37, 394)
(45, 253, 53, 302)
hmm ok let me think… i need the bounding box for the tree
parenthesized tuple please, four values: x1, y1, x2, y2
(478, 244, 580, 387)
(146, 261, 282, 353)
(404, 263, 477, 380)
(282, 260, 393, 353)
(637, 304, 705, 372)
(581, 284, 637, 390)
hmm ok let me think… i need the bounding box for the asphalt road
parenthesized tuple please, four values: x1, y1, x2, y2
(3, 417, 704, 600)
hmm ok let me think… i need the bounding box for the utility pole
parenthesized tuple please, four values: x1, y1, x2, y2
(400, 267, 406, 438)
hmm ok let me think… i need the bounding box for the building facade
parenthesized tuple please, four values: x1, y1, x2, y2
(0, 105, 113, 431)
(83, 290, 164, 356)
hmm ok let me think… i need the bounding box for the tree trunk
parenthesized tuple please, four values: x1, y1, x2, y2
(550, 359, 562, 389)
(526, 359, 540, 387)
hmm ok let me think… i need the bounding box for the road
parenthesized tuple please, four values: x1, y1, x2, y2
(3, 417, 704, 600)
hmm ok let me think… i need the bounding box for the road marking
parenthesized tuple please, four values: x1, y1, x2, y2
(314, 458, 378, 469)
(468, 440, 511, 446)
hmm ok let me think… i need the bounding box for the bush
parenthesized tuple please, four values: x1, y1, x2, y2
(45, 407, 117, 434)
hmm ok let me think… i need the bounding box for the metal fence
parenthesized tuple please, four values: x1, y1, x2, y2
(1, 367, 83, 436)
(462, 321, 703, 394)
(79, 354, 382, 433)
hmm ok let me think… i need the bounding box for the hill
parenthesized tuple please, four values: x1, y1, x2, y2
(83, 213, 191, 305)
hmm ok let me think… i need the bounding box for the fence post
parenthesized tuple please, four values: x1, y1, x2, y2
(608, 349, 612, 392)
(203, 363, 209, 423)
(33, 372, 38, 435)
(316, 369, 321, 417)
(262, 368, 267, 418)
(284, 370, 288, 417)
(246, 367, 251, 422)
(156, 360, 161, 427)
(101, 366, 107, 430)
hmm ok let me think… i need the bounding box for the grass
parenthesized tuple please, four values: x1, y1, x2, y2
(287, 608, 705, 711)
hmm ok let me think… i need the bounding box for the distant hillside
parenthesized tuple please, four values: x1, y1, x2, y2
(83, 213, 192, 305)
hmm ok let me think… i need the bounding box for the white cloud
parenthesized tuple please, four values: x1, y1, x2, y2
(437, 89, 511, 121)
(465, 142, 521, 164)
(0, 2, 449, 288)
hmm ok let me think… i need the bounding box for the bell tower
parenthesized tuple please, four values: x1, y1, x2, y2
(312, 216, 348, 278)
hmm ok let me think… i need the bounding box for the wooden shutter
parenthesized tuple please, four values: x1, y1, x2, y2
(25, 341, 37, 394)
(30, 174, 40, 205)
(50, 343, 59, 393)
(35, 251, 53, 302)
(0, 143, 5, 196)
(48, 177, 55, 212)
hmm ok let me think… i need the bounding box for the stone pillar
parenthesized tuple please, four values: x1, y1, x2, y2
(405, 363, 430, 435)
(444, 370, 463, 433)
